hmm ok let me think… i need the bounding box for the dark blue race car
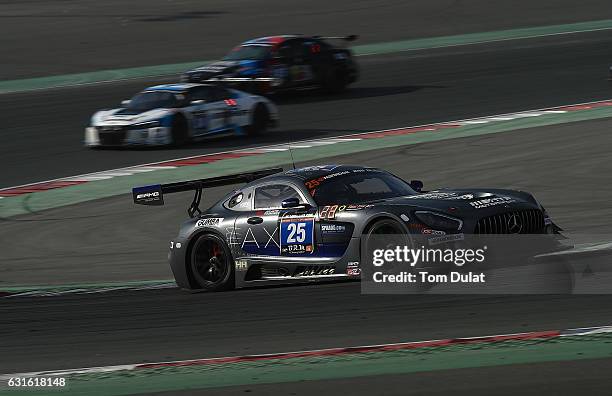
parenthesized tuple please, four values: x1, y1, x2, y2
(181, 35, 359, 95)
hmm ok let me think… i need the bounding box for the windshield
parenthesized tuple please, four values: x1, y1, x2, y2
(127, 91, 188, 112)
(223, 45, 271, 61)
(309, 171, 416, 206)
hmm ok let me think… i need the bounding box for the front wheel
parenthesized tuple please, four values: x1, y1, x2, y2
(189, 233, 235, 291)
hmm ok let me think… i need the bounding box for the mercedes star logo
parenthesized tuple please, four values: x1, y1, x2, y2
(507, 214, 523, 234)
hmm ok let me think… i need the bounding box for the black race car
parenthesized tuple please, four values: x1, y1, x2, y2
(181, 35, 359, 95)
(133, 165, 564, 292)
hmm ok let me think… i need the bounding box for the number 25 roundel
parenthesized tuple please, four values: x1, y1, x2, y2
(280, 215, 315, 255)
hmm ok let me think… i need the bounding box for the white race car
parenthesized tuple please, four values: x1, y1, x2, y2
(85, 83, 278, 147)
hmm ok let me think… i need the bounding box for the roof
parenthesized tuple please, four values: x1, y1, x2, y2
(282, 165, 376, 180)
(144, 83, 212, 92)
(242, 35, 298, 46)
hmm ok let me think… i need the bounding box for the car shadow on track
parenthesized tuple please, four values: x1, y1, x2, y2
(272, 84, 447, 105)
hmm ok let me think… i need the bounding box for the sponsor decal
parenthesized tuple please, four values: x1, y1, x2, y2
(226, 226, 241, 246)
(469, 196, 514, 209)
(196, 217, 224, 227)
(241, 227, 259, 249)
(428, 233, 465, 246)
(321, 223, 347, 234)
(280, 215, 315, 255)
(319, 204, 373, 220)
(263, 226, 280, 249)
(305, 168, 383, 190)
(133, 185, 164, 205)
(296, 266, 335, 276)
(136, 191, 159, 200)
(406, 192, 476, 201)
(264, 209, 280, 216)
(347, 261, 361, 276)
(452, 194, 474, 200)
(235, 260, 248, 271)
(422, 229, 446, 236)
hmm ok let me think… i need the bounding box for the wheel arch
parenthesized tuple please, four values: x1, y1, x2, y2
(359, 212, 409, 236)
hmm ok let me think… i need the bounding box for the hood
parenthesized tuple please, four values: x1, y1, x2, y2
(382, 189, 539, 215)
(185, 59, 266, 80)
(91, 108, 172, 126)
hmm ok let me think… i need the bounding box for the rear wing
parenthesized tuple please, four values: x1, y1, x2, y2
(313, 35, 359, 42)
(132, 167, 283, 217)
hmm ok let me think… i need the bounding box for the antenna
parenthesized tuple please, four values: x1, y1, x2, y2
(288, 144, 296, 170)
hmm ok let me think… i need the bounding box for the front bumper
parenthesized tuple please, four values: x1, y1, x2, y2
(85, 126, 172, 147)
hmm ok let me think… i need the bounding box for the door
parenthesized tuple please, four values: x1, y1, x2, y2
(279, 39, 314, 87)
(187, 86, 234, 136)
(185, 87, 208, 136)
(234, 183, 316, 259)
(203, 86, 232, 134)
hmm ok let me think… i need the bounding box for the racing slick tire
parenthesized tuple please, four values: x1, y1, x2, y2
(171, 115, 189, 147)
(247, 104, 269, 135)
(189, 233, 235, 291)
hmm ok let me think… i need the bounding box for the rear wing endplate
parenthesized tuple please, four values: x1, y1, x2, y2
(132, 167, 283, 217)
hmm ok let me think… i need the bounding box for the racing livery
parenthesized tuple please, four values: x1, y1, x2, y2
(181, 35, 359, 95)
(85, 83, 278, 147)
(132, 165, 562, 291)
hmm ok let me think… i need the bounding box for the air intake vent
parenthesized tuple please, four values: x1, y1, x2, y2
(475, 209, 544, 234)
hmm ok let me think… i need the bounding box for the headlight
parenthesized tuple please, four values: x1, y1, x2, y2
(131, 121, 159, 129)
(414, 211, 463, 231)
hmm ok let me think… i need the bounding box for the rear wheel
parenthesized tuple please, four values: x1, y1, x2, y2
(189, 233, 235, 291)
(247, 104, 269, 135)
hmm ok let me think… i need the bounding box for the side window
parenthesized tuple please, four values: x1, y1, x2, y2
(207, 86, 231, 102)
(254, 184, 301, 209)
(190, 87, 210, 102)
(227, 192, 244, 208)
(302, 41, 321, 59)
(224, 188, 253, 211)
(278, 44, 292, 60)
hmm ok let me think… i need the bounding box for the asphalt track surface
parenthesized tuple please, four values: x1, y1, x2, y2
(3, 29, 612, 188)
(3, 0, 612, 393)
(3, 0, 612, 80)
(3, 117, 612, 376)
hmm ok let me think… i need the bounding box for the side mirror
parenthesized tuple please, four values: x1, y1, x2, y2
(409, 180, 423, 192)
(190, 99, 205, 105)
(281, 198, 311, 210)
(121, 99, 131, 107)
